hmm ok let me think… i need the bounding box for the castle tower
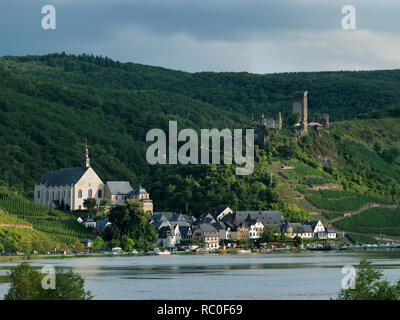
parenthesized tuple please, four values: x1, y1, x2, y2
(293, 91, 308, 135)
(278, 112, 282, 129)
(82, 144, 90, 168)
(322, 113, 330, 129)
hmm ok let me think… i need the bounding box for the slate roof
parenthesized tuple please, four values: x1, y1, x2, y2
(106, 181, 134, 195)
(96, 218, 111, 233)
(197, 223, 218, 233)
(200, 206, 232, 221)
(179, 226, 192, 237)
(134, 186, 148, 195)
(36, 167, 88, 187)
(152, 212, 195, 225)
(158, 225, 175, 237)
(301, 224, 313, 233)
(234, 211, 286, 226)
(171, 220, 191, 228)
(287, 222, 303, 234)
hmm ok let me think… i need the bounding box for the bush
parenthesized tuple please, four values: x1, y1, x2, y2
(337, 260, 400, 300)
(4, 262, 92, 300)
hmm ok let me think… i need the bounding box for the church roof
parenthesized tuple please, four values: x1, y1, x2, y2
(134, 186, 148, 195)
(36, 167, 88, 187)
(106, 181, 134, 195)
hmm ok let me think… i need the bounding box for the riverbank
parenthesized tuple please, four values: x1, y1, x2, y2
(1, 244, 398, 263)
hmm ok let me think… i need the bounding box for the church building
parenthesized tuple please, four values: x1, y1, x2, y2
(34, 146, 105, 211)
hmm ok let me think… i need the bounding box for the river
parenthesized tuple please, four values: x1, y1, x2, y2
(1, 249, 400, 300)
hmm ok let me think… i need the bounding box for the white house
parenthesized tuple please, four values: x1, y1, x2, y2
(82, 217, 96, 228)
(157, 224, 180, 248)
(248, 221, 264, 239)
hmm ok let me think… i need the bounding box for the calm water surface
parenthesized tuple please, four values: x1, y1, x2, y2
(1, 250, 400, 300)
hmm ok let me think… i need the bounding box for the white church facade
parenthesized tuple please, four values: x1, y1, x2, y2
(34, 146, 153, 212)
(34, 146, 105, 211)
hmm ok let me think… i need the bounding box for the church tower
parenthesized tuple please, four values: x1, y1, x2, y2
(82, 145, 90, 168)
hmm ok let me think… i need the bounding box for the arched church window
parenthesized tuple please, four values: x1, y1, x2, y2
(88, 189, 92, 198)
(37, 190, 40, 199)
(78, 190, 82, 198)
(98, 189, 102, 198)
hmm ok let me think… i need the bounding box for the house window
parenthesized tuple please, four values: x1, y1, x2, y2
(78, 190, 82, 198)
(98, 189, 102, 198)
(88, 189, 92, 198)
(37, 190, 40, 199)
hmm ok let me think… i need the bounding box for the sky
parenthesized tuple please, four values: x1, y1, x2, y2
(1, 0, 400, 73)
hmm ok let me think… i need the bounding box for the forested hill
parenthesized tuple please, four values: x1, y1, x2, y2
(1, 53, 400, 207)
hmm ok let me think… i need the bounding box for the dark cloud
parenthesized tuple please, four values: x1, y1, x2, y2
(0, 0, 400, 72)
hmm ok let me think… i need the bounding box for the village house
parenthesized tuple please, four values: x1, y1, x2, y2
(248, 221, 265, 239)
(192, 224, 220, 250)
(82, 239, 93, 249)
(105, 183, 153, 213)
(105, 181, 134, 206)
(235, 221, 249, 240)
(82, 217, 96, 229)
(157, 224, 179, 248)
(284, 220, 336, 239)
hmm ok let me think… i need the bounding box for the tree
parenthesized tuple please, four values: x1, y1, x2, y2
(373, 142, 382, 154)
(100, 198, 110, 207)
(83, 198, 97, 213)
(121, 236, 135, 251)
(93, 236, 105, 251)
(106, 200, 154, 246)
(337, 260, 400, 300)
(74, 240, 84, 252)
(382, 148, 400, 164)
(260, 225, 279, 242)
(4, 262, 92, 300)
(288, 113, 299, 127)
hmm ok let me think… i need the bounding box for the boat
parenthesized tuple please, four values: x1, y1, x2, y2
(236, 249, 252, 254)
(307, 245, 335, 251)
(155, 249, 171, 256)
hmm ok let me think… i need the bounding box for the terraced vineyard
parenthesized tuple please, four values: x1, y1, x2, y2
(341, 139, 400, 183)
(345, 233, 379, 244)
(299, 177, 334, 186)
(333, 207, 400, 237)
(280, 161, 330, 179)
(301, 188, 395, 212)
(0, 190, 93, 241)
(279, 161, 335, 186)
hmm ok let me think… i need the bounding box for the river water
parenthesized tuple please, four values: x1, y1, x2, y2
(1, 250, 400, 300)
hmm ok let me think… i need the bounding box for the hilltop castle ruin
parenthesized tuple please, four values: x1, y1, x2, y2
(251, 90, 330, 144)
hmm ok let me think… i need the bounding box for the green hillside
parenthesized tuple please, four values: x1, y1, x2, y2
(0, 187, 93, 252)
(2, 53, 400, 197)
(0, 53, 400, 245)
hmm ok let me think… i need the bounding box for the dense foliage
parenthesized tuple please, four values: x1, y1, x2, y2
(333, 207, 400, 237)
(4, 262, 92, 300)
(337, 260, 400, 300)
(104, 200, 157, 250)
